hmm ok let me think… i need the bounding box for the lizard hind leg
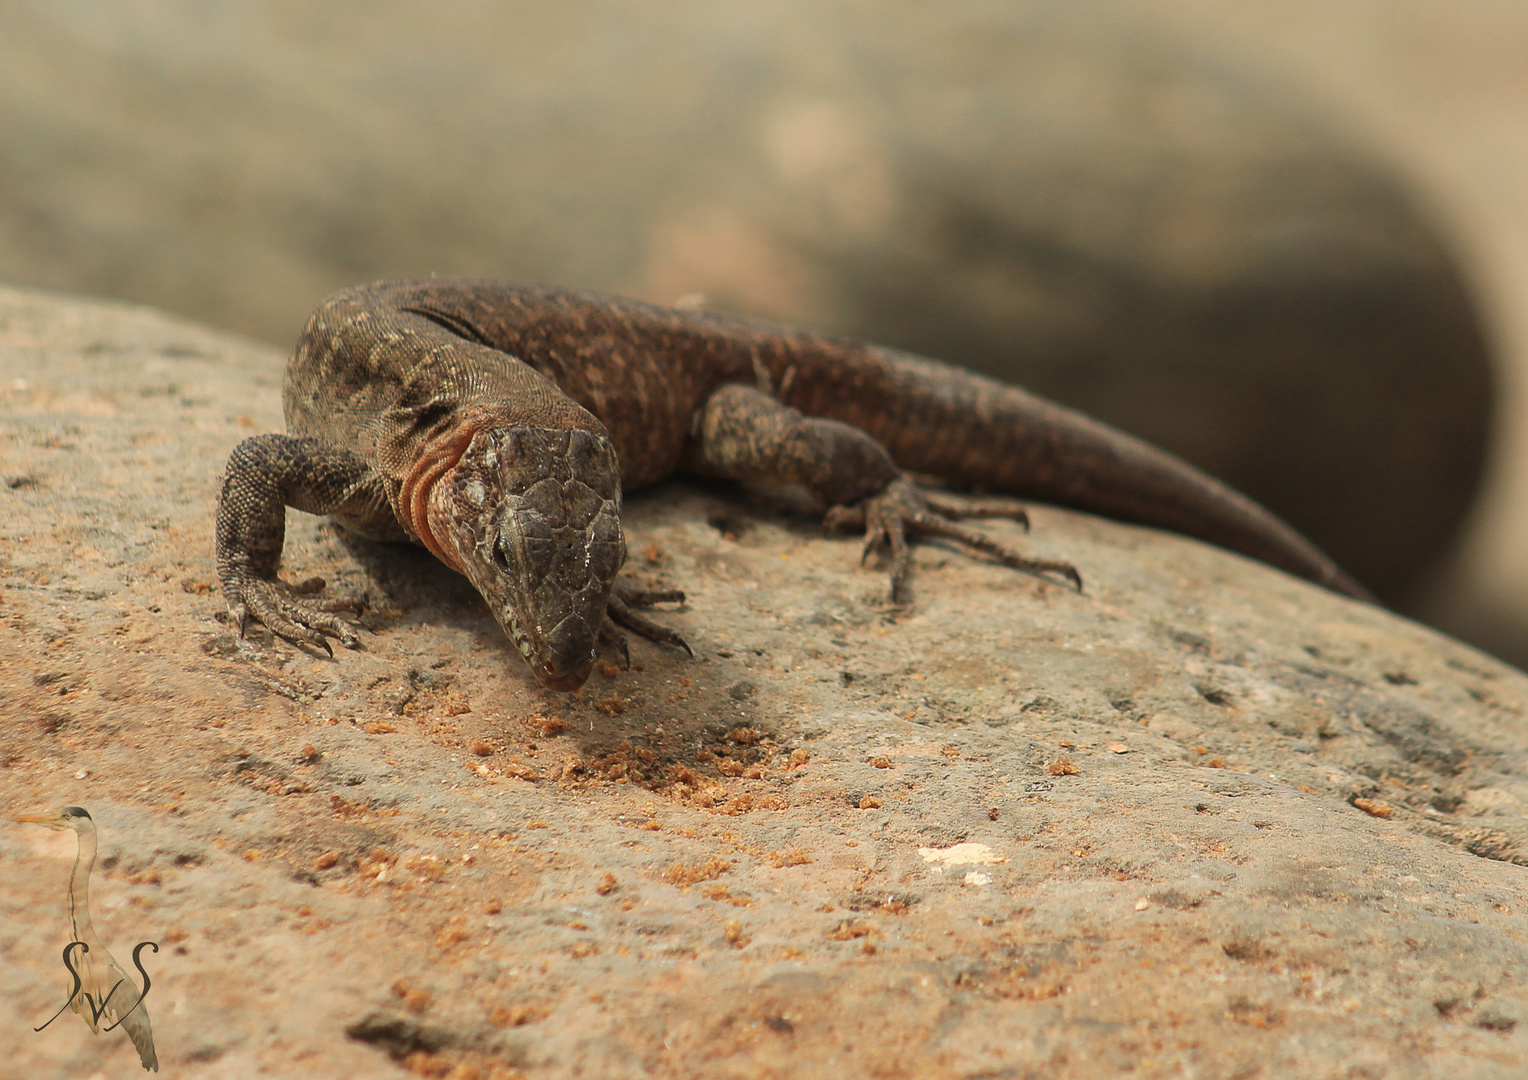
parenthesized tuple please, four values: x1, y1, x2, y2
(685, 383, 1078, 605)
(827, 477, 1082, 604)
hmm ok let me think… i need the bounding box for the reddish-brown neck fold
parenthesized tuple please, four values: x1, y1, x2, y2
(398, 422, 479, 574)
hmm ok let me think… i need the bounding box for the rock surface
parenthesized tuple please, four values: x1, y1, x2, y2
(2, 288, 1526, 1078)
(0, 0, 1493, 602)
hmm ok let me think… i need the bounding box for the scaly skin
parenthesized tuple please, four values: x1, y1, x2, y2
(215, 278, 1371, 690)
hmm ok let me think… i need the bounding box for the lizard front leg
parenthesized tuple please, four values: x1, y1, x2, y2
(216, 434, 392, 653)
(683, 384, 1080, 603)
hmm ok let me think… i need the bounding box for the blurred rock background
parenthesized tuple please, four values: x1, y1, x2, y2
(0, 0, 1521, 662)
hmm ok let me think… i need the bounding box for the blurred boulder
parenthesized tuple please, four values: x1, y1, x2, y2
(0, 0, 1491, 600)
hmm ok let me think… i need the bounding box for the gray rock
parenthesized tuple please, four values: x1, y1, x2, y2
(3, 289, 1526, 1076)
(0, 0, 1491, 600)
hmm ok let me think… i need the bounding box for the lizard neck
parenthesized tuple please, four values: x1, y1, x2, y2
(400, 418, 483, 574)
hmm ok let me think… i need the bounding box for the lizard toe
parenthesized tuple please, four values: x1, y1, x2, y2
(234, 577, 362, 652)
(612, 585, 686, 609)
(857, 483, 915, 603)
(921, 491, 1031, 531)
(845, 476, 1081, 600)
(824, 504, 866, 532)
(597, 617, 633, 668)
(607, 591, 692, 656)
(910, 512, 1082, 591)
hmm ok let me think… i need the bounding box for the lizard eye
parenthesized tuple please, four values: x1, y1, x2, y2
(490, 537, 511, 573)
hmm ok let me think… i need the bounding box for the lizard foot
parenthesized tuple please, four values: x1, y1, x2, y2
(602, 585, 692, 666)
(825, 477, 1082, 604)
(227, 575, 363, 656)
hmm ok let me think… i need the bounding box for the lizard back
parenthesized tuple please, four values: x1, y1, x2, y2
(286, 279, 1367, 599)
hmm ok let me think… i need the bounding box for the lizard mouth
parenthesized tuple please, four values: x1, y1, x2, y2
(429, 425, 626, 691)
(537, 666, 587, 693)
(520, 612, 603, 691)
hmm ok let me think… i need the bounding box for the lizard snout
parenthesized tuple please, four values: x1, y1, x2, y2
(532, 613, 599, 690)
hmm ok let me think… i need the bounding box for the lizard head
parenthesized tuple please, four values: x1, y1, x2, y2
(430, 425, 626, 691)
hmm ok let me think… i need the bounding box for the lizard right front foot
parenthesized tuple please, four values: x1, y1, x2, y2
(224, 573, 363, 656)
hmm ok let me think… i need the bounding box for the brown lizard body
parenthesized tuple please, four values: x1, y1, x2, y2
(216, 279, 1369, 690)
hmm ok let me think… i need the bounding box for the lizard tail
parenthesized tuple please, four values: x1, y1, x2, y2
(782, 342, 1374, 602)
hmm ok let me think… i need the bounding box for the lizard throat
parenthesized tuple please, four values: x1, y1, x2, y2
(400, 423, 480, 574)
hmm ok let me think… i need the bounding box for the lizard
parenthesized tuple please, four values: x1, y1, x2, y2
(216, 278, 1371, 691)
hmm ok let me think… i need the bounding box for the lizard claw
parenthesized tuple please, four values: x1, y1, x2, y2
(835, 477, 1082, 604)
(605, 585, 692, 658)
(224, 574, 363, 655)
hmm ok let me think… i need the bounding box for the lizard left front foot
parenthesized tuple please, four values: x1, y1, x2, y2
(825, 477, 1082, 604)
